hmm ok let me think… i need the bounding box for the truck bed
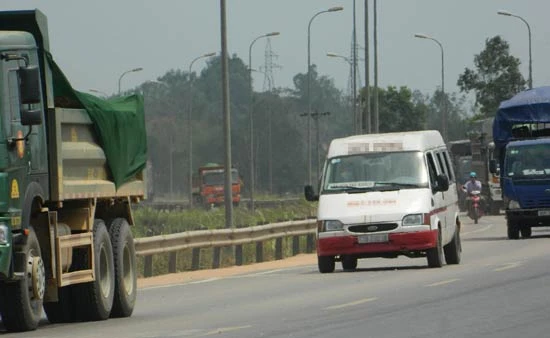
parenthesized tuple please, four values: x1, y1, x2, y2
(49, 107, 145, 201)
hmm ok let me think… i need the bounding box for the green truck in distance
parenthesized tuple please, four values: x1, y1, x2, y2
(0, 10, 146, 331)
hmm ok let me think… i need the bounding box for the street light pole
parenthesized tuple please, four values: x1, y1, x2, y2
(327, 52, 355, 133)
(220, 0, 233, 228)
(414, 33, 446, 140)
(248, 32, 279, 212)
(188, 52, 216, 208)
(498, 10, 533, 89)
(118, 67, 143, 95)
(307, 6, 343, 185)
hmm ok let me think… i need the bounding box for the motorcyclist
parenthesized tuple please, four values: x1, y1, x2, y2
(463, 172, 482, 213)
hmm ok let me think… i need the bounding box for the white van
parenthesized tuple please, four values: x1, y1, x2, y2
(305, 130, 461, 273)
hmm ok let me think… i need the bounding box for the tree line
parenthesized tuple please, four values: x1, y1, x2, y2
(133, 36, 526, 200)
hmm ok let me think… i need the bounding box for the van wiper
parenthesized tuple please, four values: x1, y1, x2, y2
(338, 185, 400, 193)
(376, 182, 421, 189)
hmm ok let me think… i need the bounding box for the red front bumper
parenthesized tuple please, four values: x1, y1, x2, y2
(317, 230, 438, 256)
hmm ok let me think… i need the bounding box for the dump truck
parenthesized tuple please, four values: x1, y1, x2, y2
(0, 10, 146, 331)
(448, 139, 472, 211)
(470, 118, 503, 215)
(493, 86, 550, 239)
(192, 163, 241, 208)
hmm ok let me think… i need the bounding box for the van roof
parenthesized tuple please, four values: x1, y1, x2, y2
(327, 130, 444, 158)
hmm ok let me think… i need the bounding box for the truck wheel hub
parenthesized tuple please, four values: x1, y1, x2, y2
(28, 255, 45, 300)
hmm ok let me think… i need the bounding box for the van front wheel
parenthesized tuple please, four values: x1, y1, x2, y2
(318, 256, 335, 273)
(427, 229, 444, 268)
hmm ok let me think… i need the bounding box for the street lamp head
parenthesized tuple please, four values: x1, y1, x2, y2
(326, 52, 340, 58)
(203, 52, 217, 57)
(131, 67, 144, 72)
(414, 33, 430, 39)
(266, 32, 280, 37)
(497, 10, 513, 16)
(328, 6, 344, 12)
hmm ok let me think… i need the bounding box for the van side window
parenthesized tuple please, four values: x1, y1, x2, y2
(426, 153, 438, 188)
(443, 151, 455, 182)
(435, 151, 448, 177)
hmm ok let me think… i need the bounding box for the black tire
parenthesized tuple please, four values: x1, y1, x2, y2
(427, 228, 444, 268)
(43, 286, 76, 323)
(444, 227, 461, 265)
(72, 219, 115, 321)
(0, 227, 44, 332)
(507, 221, 520, 240)
(109, 218, 137, 318)
(318, 256, 335, 273)
(341, 256, 358, 271)
(473, 208, 479, 224)
(520, 227, 532, 239)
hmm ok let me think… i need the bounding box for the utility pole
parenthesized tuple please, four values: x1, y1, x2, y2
(363, 0, 370, 133)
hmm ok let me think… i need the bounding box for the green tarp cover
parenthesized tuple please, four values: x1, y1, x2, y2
(46, 53, 147, 188)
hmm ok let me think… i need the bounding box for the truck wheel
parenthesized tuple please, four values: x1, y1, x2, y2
(43, 286, 75, 323)
(109, 218, 137, 318)
(490, 203, 500, 215)
(443, 227, 461, 265)
(427, 228, 444, 268)
(0, 226, 44, 332)
(520, 227, 532, 239)
(341, 256, 358, 271)
(73, 219, 115, 321)
(507, 221, 520, 240)
(318, 256, 335, 273)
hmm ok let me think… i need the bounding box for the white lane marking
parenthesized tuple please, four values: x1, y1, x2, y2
(462, 223, 493, 236)
(425, 278, 460, 287)
(324, 297, 378, 310)
(200, 325, 252, 336)
(494, 262, 522, 272)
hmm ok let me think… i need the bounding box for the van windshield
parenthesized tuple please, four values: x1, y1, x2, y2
(322, 151, 429, 193)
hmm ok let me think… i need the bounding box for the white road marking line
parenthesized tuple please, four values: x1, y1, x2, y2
(426, 278, 460, 287)
(494, 262, 522, 272)
(200, 325, 252, 336)
(462, 224, 493, 236)
(324, 297, 378, 310)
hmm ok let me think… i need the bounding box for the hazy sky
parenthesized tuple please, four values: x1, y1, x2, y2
(3, 1, 549, 101)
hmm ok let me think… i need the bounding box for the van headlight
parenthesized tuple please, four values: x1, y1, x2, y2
(321, 220, 344, 232)
(0, 224, 8, 244)
(402, 214, 424, 226)
(508, 200, 520, 210)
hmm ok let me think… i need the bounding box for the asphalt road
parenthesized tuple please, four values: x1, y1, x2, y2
(3, 213, 550, 337)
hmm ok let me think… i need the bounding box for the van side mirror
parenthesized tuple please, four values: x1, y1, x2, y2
(435, 174, 450, 192)
(304, 185, 319, 202)
(489, 159, 497, 174)
(18, 66, 41, 104)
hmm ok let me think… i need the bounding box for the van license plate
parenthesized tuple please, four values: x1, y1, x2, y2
(538, 210, 550, 216)
(358, 233, 388, 244)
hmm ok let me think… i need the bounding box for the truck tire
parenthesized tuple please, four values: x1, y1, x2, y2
(43, 286, 75, 323)
(0, 226, 45, 332)
(341, 256, 358, 271)
(109, 218, 137, 318)
(443, 227, 461, 265)
(73, 219, 115, 321)
(520, 227, 532, 239)
(507, 221, 520, 240)
(427, 228, 444, 268)
(318, 256, 335, 273)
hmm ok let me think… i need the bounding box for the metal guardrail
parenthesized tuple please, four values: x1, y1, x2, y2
(134, 219, 317, 277)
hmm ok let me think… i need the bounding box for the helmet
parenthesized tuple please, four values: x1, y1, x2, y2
(470, 172, 477, 178)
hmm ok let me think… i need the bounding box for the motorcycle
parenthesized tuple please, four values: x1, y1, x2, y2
(466, 190, 483, 224)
